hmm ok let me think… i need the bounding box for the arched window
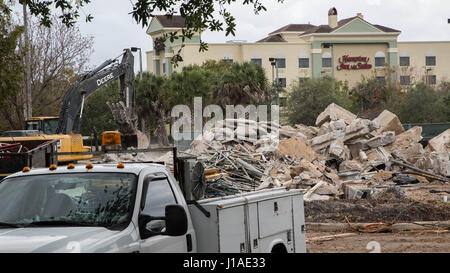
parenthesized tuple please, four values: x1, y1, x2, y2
(426, 52, 436, 66)
(322, 52, 332, 68)
(375, 52, 386, 67)
(399, 52, 410, 67)
(299, 53, 309, 68)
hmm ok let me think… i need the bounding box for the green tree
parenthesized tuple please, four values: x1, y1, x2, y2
(394, 83, 445, 123)
(0, 0, 23, 130)
(80, 80, 121, 137)
(204, 61, 270, 109)
(136, 70, 214, 145)
(285, 77, 355, 126)
(349, 77, 400, 119)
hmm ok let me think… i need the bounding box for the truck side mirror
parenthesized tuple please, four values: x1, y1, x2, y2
(138, 205, 188, 240)
(164, 205, 188, 236)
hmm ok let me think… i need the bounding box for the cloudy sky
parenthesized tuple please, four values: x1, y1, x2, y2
(14, 0, 450, 72)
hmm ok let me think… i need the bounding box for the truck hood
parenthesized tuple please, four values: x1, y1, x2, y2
(0, 227, 129, 253)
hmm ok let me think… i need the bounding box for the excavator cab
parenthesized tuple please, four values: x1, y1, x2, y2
(24, 117, 59, 135)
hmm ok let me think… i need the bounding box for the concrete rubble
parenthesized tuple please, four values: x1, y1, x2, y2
(186, 103, 450, 200)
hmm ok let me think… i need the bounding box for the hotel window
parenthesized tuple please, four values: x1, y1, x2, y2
(251, 58, 262, 66)
(299, 53, 309, 68)
(163, 62, 167, 74)
(375, 52, 386, 67)
(427, 75, 437, 85)
(278, 78, 286, 88)
(399, 56, 410, 67)
(322, 52, 332, 68)
(276, 58, 286, 68)
(426, 53, 436, 66)
(376, 76, 385, 83)
(223, 54, 233, 64)
(400, 76, 411, 86)
(299, 77, 308, 83)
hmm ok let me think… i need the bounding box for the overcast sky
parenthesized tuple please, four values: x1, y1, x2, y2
(14, 0, 450, 72)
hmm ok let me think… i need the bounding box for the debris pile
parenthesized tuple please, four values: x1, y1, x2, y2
(187, 103, 450, 200)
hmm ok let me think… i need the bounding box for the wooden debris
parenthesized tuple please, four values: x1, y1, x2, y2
(306, 233, 358, 243)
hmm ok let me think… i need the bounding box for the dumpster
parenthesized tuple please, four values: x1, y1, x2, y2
(0, 139, 58, 178)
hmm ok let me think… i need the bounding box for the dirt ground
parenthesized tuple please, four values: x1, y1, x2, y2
(306, 231, 450, 253)
(305, 182, 449, 253)
(305, 183, 450, 223)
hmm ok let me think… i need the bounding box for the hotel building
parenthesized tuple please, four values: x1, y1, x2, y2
(145, 8, 450, 89)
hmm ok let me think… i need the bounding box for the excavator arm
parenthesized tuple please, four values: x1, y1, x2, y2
(57, 49, 135, 135)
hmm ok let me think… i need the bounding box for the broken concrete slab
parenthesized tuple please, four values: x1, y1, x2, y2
(314, 183, 339, 196)
(328, 139, 346, 160)
(343, 118, 378, 142)
(290, 159, 323, 178)
(339, 160, 363, 173)
(308, 130, 346, 151)
(366, 131, 395, 148)
(315, 103, 357, 127)
(359, 150, 368, 162)
(392, 142, 425, 165)
(389, 126, 423, 151)
(294, 124, 318, 139)
(426, 129, 450, 153)
(415, 152, 450, 177)
(372, 110, 405, 136)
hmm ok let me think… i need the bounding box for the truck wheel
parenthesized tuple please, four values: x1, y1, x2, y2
(271, 244, 288, 253)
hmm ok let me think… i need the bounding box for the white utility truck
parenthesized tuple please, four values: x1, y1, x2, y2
(0, 162, 306, 253)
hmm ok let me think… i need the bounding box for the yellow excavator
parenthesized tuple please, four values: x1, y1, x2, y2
(0, 48, 138, 164)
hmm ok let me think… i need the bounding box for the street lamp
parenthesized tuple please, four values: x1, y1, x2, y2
(131, 47, 143, 81)
(269, 58, 280, 105)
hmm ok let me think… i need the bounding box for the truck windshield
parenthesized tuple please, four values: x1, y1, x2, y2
(0, 173, 137, 228)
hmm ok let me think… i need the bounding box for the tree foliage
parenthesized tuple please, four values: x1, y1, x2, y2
(0, 12, 94, 131)
(0, 0, 23, 128)
(27, 17, 94, 117)
(198, 60, 270, 108)
(389, 82, 449, 123)
(349, 78, 401, 119)
(284, 77, 355, 126)
(80, 80, 121, 137)
(134, 61, 271, 144)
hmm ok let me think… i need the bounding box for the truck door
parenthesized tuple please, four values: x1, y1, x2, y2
(139, 174, 188, 253)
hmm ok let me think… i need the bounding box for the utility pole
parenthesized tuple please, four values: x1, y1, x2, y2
(20, 0, 32, 120)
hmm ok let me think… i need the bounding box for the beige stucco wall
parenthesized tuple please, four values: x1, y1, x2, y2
(331, 43, 389, 86)
(397, 42, 450, 84)
(147, 38, 450, 89)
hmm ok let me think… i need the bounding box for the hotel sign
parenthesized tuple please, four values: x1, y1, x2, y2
(337, 55, 372, 70)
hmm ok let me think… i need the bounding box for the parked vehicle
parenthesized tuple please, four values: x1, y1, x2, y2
(0, 140, 58, 178)
(0, 162, 306, 253)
